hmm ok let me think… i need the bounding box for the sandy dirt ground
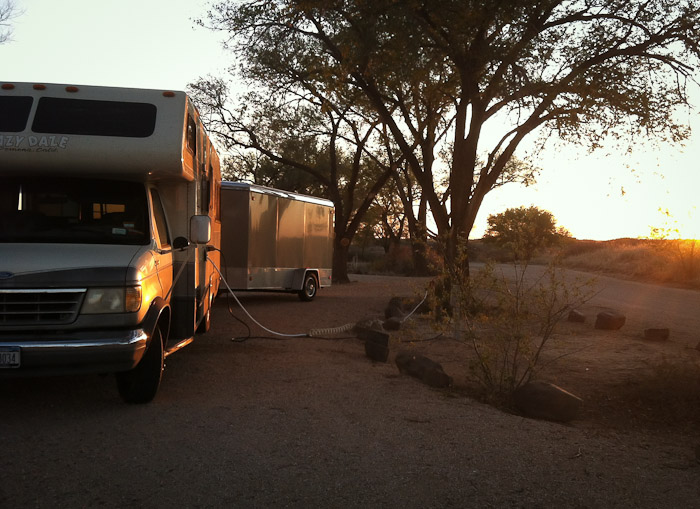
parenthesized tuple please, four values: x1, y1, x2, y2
(2, 271, 700, 507)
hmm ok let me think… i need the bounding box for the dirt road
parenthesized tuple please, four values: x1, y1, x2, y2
(2, 274, 699, 507)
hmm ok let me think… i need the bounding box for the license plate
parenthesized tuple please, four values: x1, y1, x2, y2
(0, 347, 20, 368)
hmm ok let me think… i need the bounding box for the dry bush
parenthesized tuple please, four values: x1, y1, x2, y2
(559, 238, 700, 288)
(430, 254, 595, 405)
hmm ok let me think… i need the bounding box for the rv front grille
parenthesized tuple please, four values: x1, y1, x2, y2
(0, 289, 86, 325)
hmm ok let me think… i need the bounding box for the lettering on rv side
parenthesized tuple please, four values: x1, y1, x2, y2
(0, 135, 70, 151)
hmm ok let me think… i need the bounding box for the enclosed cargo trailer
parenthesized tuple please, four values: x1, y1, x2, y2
(220, 182, 334, 301)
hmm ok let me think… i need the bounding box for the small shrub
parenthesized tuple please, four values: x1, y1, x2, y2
(431, 244, 594, 404)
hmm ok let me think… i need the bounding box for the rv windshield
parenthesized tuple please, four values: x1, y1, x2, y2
(0, 178, 149, 245)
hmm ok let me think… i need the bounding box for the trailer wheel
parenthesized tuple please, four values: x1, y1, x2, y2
(298, 273, 318, 302)
(116, 325, 164, 404)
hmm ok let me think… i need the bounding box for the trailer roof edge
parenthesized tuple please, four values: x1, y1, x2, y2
(221, 181, 334, 208)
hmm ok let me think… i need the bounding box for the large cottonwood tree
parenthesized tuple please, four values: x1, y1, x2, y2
(0, 1, 18, 44)
(198, 0, 700, 273)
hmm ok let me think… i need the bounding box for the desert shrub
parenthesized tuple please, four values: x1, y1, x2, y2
(652, 239, 700, 285)
(430, 245, 594, 404)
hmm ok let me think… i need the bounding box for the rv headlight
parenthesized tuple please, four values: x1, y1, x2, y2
(82, 286, 142, 314)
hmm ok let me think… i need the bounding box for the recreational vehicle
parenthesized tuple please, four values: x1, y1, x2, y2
(0, 82, 221, 402)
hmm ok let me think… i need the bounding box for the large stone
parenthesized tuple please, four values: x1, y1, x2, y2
(595, 310, 626, 330)
(383, 317, 402, 331)
(513, 381, 583, 423)
(644, 328, 670, 341)
(395, 295, 430, 315)
(358, 326, 389, 363)
(364, 340, 389, 362)
(385, 302, 405, 320)
(395, 351, 452, 388)
(567, 309, 586, 323)
(355, 326, 389, 346)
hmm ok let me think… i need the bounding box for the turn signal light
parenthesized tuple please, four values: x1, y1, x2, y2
(65, 86, 79, 93)
(1, 83, 15, 90)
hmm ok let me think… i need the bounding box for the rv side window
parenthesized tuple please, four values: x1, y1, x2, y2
(32, 97, 157, 137)
(213, 166, 221, 221)
(186, 115, 197, 156)
(0, 96, 34, 132)
(150, 189, 171, 248)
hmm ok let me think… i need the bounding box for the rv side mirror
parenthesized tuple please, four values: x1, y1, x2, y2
(190, 215, 211, 245)
(173, 236, 190, 250)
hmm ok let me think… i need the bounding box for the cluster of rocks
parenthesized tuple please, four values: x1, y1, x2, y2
(356, 296, 582, 422)
(355, 298, 683, 424)
(355, 295, 451, 389)
(355, 295, 430, 363)
(568, 307, 671, 341)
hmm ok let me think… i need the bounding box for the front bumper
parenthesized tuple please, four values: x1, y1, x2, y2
(0, 328, 148, 377)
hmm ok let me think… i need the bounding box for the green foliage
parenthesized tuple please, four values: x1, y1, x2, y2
(483, 206, 570, 261)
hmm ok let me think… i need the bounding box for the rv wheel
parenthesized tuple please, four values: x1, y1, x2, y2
(298, 273, 318, 302)
(116, 326, 164, 403)
(197, 307, 211, 333)
(197, 294, 213, 334)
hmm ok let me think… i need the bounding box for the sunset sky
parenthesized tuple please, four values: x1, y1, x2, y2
(3, 0, 698, 240)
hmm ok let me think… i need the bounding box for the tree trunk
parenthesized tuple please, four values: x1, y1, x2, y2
(411, 240, 431, 276)
(410, 195, 431, 276)
(332, 237, 351, 284)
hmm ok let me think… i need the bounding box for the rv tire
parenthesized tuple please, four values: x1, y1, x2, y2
(298, 272, 318, 302)
(116, 325, 164, 404)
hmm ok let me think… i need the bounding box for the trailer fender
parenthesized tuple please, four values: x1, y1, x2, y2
(291, 269, 317, 291)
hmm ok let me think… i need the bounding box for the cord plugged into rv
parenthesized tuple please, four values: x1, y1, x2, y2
(205, 251, 428, 341)
(206, 253, 308, 339)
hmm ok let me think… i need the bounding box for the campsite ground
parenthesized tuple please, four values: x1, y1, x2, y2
(2, 271, 700, 506)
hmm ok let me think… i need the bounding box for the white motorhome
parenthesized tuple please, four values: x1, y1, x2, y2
(0, 82, 221, 402)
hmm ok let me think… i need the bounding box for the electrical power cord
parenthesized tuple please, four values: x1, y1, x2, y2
(206, 250, 308, 339)
(204, 248, 430, 342)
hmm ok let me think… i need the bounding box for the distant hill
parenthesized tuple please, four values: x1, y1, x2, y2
(470, 237, 700, 290)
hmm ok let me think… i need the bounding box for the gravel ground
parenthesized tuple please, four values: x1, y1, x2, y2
(2, 274, 700, 507)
